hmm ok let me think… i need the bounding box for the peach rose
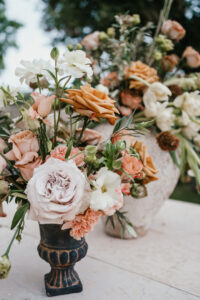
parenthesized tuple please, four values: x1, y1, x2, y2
(122, 151, 143, 178)
(0, 138, 7, 153)
(100, 71, 119, 88)
(112, 129, 135, 149)
(76, 128, 102, 145)
(82, 31, 99, 51)
(62, 208, 102, 240)
(119, 106, 132, 116)
(162, 54, 179, 71)
(162, 20, 185, 42)
(16, 157, 42, 181)
(121, 183, 131, 196)
(124, 61, 159, 90)
(29, 92, 56, 120)
(8, 130, 39, 164)
(182, 47, 200, 68)
(50, 145, 84, 166)
(60, 83, 119, 125)
(121, 90, 143, 110)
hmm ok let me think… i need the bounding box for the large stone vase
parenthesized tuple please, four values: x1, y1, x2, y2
(97, 123, 180, 239)
(38, 224, 88, 296)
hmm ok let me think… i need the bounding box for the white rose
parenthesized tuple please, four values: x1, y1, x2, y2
(182, 120, 199, 138)
(143, 82, 171, 103)
(26, 157, 88, 224)
(95, 84, 109, 94)
(174, 92, 200, 117)
(156, 108, 175, 131)
(144, 99, 168, 118)
(194, 135, 200, 149)
(89, 167, 123, 215)
(177, 111, 190, 126)
(58, 50, 93, 79)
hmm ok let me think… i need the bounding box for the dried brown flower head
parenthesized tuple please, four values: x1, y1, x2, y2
(156, 131, 180, 151)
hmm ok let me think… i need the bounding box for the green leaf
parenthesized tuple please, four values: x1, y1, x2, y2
(126, 223, 137, 238)
(112, 116, 126, 134)
(11, 193, 27, 200)
(11, 203, 29, 230)
(44, 69, 56, 81)
(169, 151, 180, 168)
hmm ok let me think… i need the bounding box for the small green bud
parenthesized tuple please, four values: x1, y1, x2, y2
(50, 47, 59, 60)
(115, 140, 126, 152)
(112, 160, 122, 170)
(130, 183, 147, 198)
(99, 32, 109, 41)
(67, 44, 74, 51)
(0, 255, 11, 279)
(84, 145, 97, 163)
(107, 27, 115, 38)
(153, 51, 162, 61)
(156, 35, 174, 51)
(132, 14, 140, 25)
(76, 43, 83, 50)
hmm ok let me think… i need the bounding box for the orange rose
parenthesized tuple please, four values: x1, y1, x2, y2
(112, 129, 135, 149)
(182, 47, 200, 68)
(60, 83, 119, 125)
(122, 151, 143, 178)
(124, 61, 159, 90)
(162, 54, 179, 71)
(162, 20, 185, 42)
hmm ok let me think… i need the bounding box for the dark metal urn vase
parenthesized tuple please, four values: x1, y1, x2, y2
(37, 224, 88, 297)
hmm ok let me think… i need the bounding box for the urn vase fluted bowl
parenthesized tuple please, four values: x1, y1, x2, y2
(97, 123, 180, 239)
(38, 224, 88, 297)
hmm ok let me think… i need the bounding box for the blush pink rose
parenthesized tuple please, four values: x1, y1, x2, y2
(8, 130, 39, 164)
(82, 31, 100, 51)
(16, 157, 42, 181)
(29, 92, 56, 119)
(161, 20, 185, 42)
(76, 128, 102, 145)
(182, 46, 200, 68)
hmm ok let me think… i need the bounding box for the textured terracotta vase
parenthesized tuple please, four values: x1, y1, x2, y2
(96, 123, 180, 239)
(38, 224, 88, 296)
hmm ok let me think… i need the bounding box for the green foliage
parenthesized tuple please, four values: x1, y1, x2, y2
(0, 0, 22, 70)
(41, 0, 200, 52)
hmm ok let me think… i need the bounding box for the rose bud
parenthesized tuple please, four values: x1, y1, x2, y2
(182, 47, 200, 69)
(0, 255, 11, 279)
(161, 20, 186, 42)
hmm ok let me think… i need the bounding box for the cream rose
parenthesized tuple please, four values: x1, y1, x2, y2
(143, 82, 172, 102)
(26, 157, 88, 224)
(174, 91, 200, 117)
(156, 108, 175, 131)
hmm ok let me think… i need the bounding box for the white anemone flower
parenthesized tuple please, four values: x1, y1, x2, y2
(58, 50, 93, 78)
(89, 167, 123, 214)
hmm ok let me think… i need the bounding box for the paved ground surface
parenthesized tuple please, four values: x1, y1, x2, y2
(0, 199, 200, 300)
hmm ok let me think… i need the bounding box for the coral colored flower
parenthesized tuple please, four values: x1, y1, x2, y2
(112, 129, 135, 149)
(182, 47, 200, 68)
(162, 20, 185, 42)
(81, 31, 100, 51)
(29, 92, 56, 119)
(124, 61, 159, 90)
(62, 208, 102, 240)
(121, 183, 131, 196)
(121, 90, 143, 110)
(122, 151, 143, 178)
(50, 145, 84, 166)
(60, 83, 119, 125)
(100, 71, 119, 88)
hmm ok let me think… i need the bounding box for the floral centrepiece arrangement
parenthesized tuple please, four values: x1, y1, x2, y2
(81, 0, 200, 194)
(0, 45, 157, 291)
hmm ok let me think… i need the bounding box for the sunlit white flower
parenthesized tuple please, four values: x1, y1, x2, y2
(182, 120, 200, 138)
(156, 108, 175, 131)
(174, 91, 200, 117)
(58, 50, 93, 78)
(89, 167, 123, 214)
(95, 84, 109, 94)
(143, 82, 172, 103)
(15, 59, 53, 85)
